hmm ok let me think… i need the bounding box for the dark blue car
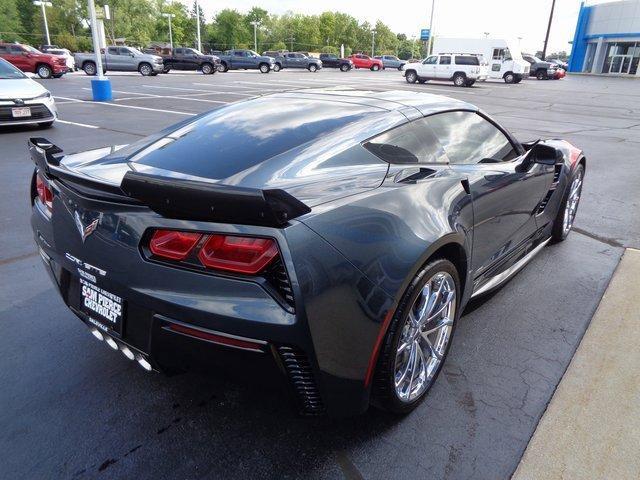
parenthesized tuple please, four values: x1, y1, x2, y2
(29, 90, 585, 416)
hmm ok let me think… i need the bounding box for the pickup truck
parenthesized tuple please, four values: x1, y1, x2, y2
(318, 53, 352, 71)
(272, 52, 322, 72)
(217, 50, 275, 73)
(149, 47, 220, 74)
(374, 55, 406, 70)
(75, 46, 164, 76)
(522, 54, 562, 80)
(0, 43, 68, 78)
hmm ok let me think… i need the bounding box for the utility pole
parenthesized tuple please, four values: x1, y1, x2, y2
(87, 0, 111, 101)
(426, 0, 436, 55)
(195, 0, 201, 52)
(287, 36, 295, 51)
(33, 1, 52, 46)
(542, 0, 556, 60)
(162, 13, 175, 49)
(250, 21, 260, 52)
(371, 29, 376, 56)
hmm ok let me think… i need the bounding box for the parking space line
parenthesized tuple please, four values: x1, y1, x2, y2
(140, 85, 256, 97)
(83, 88, 230, 104)
(56, 119, 99, 129)
(54, 93, 196, 116)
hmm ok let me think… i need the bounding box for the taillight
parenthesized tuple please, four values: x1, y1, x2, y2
(198, 235, 278, 274)
(149, 229, 202, 260)
(36, 173, 53, 211)
(148, 230, 278, 275)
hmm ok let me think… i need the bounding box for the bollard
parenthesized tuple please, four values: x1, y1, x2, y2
(91, 77, 112, 101)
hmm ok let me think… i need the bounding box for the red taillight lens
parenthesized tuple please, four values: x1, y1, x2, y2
(36, 173, 53, 211)
(149, 229, 202, 260)
(198, 235, 278, 274)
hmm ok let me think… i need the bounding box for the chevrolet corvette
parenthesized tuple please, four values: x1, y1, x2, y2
(29, 90, 585, 416)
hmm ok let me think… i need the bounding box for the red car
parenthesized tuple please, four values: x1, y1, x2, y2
(348, 54, 383, 71)
(0, 43, 68, 79)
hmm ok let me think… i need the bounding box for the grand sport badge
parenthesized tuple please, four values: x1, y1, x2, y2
(74, 211, 99, 243)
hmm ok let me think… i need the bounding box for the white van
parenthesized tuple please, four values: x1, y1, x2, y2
(401, 54, 488, 87)
(432, 37, 530, 83)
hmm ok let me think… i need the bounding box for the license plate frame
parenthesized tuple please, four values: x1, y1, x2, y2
(79, 277, 124, 335)
(11, 107, 31, 118)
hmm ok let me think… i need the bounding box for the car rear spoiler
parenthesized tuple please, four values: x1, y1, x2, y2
(29, 138, 311, 227)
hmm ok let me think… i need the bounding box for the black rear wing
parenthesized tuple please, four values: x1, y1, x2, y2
(29, 138, 311, 227)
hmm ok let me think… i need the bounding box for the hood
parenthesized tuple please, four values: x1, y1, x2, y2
(58, 94, 409, 208)
(0, 78, 48, 99)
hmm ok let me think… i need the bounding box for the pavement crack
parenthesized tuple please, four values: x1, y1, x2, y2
(572, 227, 623, 248)
(0, 251, 39, 266)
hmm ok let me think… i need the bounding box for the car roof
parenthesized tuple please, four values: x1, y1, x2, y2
(272, 89, 477, 117)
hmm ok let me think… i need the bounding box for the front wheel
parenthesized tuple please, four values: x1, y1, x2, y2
(138, 62, 153, 76)
(536, 70, 548, 80)
(308, 64, 318, 72)
(453, 73, 466, 87)
(340, 64, 349, 72)
(417, 78, 426, 84)
(162, 66, 171, 74)
(218, 63, 229, 72)
(371, 64, 380, 71)
(405, 70, 417, 83)
(373, 258, 460, 414)
(37, 64, 53, 79)
(504, 72, 515, 84)
(552, 164, 584, 242)
(201, 63, 214, 74)
(259, 63, 270, 73)
(273, 63, 281, 72)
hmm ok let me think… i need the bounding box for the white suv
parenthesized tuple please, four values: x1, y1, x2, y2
(402, 54, 488, 87)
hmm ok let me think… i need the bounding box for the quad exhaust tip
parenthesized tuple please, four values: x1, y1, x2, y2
(88, 327, 152, 372)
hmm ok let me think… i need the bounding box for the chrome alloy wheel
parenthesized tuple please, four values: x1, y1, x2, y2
(563, 171, 583, 235)
(394, 271, 456, 402)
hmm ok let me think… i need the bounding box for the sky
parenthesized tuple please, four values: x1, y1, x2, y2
(190, 0, 593, 54)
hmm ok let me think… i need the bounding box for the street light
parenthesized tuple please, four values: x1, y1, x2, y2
(33, 1, 52, 46)
(371, 29, 376, 57)
(249, 21, 260, 52)
(427, 0, 436, 55)
(162, 13, 175, 49)
(86, 0, 111, 101)
(195, 0, 201, 52)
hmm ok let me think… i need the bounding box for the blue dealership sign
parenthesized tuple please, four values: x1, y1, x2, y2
(420, 29, 430, 41)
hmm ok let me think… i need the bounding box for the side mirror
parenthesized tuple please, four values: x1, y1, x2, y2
(520, 142, 561, 170)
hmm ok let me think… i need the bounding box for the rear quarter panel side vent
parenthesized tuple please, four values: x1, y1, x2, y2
(276, 345, 325, 415)
(536, 164, 563, 215)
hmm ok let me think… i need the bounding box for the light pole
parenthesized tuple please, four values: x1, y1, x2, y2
(195, 0, 201, 52)
(87, 0, 111, 101)
(249, 21, 260, 52)
(542, 0, 557, 60)
(33, 1, 52, 46)
(371, 29, 376, 56)
(426, 0, 436, 55)
(162, 13, 175, 49)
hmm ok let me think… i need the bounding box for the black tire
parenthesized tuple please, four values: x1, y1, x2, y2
(201, 62, 214, 74)
(138, 62, 153, 76)
(504, 72, 515, 84)
(465, 79, 476, 87)
(417, 78, 426, 84)
(453, 73, 466, 87)
(536, 69, 548, 80)
(551, 164, 584, 242)
(37, 64, 53, 79)
(371, 64, 380, 71)
(52, 73, 63, 78)
(308, 64, 318, 72)
(38, 121, 54, 128)
(514, 77, 522, 84)
(373, 258, 460, 414)
(397, 65, 403, 71)
(83, 62, 97, 76)
(259, 63, 270, 73)
(218, 62, 229, 72)
(405, 70, 418, 83)
(162, 66, 171, 74)
(273, 63, 281, 72)
(340, 63, 349, 72)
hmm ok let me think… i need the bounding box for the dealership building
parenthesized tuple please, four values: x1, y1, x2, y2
(569, 0, 640, 75)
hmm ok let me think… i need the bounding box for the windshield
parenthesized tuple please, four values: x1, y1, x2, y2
(0, 59, 27, 79)
(248, 50, 258, 57)
(189, 49, 203, 55)
(127, 47, 143, 55)
(24, 45, 42, 54)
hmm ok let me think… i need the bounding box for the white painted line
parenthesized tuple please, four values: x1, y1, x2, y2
(54, 96, 85, 102)
(56, 119, 99, 129)
(80, 87, 228, 105)
(96, 102, 196, 115)
(141, 84, 254, 97)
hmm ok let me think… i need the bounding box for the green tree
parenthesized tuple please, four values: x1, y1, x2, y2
(0, 0, 25, 42)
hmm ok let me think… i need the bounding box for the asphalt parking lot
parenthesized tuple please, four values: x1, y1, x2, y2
(1, 69, 639, 479)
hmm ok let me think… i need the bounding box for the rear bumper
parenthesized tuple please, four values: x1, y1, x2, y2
(30, 184, 391, 416)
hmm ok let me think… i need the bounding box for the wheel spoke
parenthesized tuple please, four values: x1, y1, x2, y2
(407, 340, 421, 397)
(422, 334, 443, 361)
(395, 341, 417, 388)
(422, 316, 454, 336)
(423, 290, 455, 326)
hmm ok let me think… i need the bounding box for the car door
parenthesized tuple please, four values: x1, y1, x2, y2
(7, 45, 28, 71)
(105, 47, 121, 70)
(426, 110, 553, 276)
(171, 48, 184, 69)
(419, 55, 437, 78)
(437, 55, 452, 79)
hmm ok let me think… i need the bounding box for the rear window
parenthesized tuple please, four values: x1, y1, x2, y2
(127, 97, 378, 179)
(455, 56, 479, 65)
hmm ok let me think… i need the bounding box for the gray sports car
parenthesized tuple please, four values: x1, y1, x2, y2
(29, 90, 585, 416)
